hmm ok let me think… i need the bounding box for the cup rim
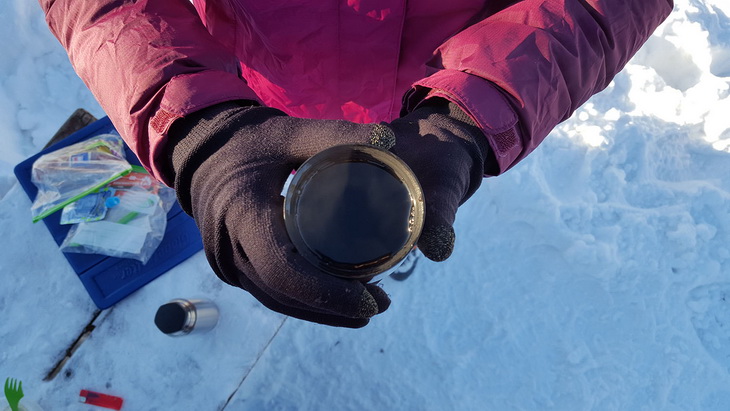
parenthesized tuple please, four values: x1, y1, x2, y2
(283, 144, 424, 278)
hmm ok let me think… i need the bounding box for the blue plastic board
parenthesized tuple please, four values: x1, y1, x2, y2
(13, 117, 203, 309)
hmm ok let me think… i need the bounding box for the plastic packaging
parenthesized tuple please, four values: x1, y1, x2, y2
(30, 134, 132, 222)
(60, 166, 175, 264)
(60, 188, 113, 224)
(0, 399, 44, 411)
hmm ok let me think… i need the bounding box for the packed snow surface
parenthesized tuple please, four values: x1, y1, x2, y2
(1, 1, 730, 409)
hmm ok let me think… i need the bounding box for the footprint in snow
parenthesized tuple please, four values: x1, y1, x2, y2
(688, 283, 730, 372)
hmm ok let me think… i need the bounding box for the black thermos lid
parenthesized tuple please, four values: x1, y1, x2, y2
(154, 302, 187, 334)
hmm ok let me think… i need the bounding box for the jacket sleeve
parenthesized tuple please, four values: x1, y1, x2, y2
(39, 0, 260, 185)
(403, 0, 674, 176)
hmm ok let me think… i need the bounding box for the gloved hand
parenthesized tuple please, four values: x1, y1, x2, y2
(390, 99, 491, 262)
(165, 99, 489, 327)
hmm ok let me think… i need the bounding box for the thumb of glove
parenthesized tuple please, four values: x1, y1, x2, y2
(386, 100, 492, 263)
(360, 123, 456, 261)
(419, 225, 456, 262)
(417, 194, 458, 262)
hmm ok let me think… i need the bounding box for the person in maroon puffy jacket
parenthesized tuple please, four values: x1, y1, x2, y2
(39, 0, 674, 327)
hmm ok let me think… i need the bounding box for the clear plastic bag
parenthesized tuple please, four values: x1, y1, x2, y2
(30, 134, 133, 222)
(60, 166, 176, 264)
(60, 188, 114, 224)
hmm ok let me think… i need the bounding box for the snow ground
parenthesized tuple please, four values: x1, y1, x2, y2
(1, 0, 730, 410)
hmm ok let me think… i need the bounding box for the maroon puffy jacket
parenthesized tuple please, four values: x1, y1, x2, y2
(40, 0, 673, 184)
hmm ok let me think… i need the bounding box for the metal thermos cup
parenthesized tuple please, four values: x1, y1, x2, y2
(282, 144, 424, 279)
(154, 299, 219, 336)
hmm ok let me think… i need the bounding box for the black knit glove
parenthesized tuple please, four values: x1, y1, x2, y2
(390, 98, 490, 262)
(165, 99, 489, 327)
(167, 103, 395, 327)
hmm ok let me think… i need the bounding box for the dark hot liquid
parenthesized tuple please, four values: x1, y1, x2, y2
(295, 161, 412, 266)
